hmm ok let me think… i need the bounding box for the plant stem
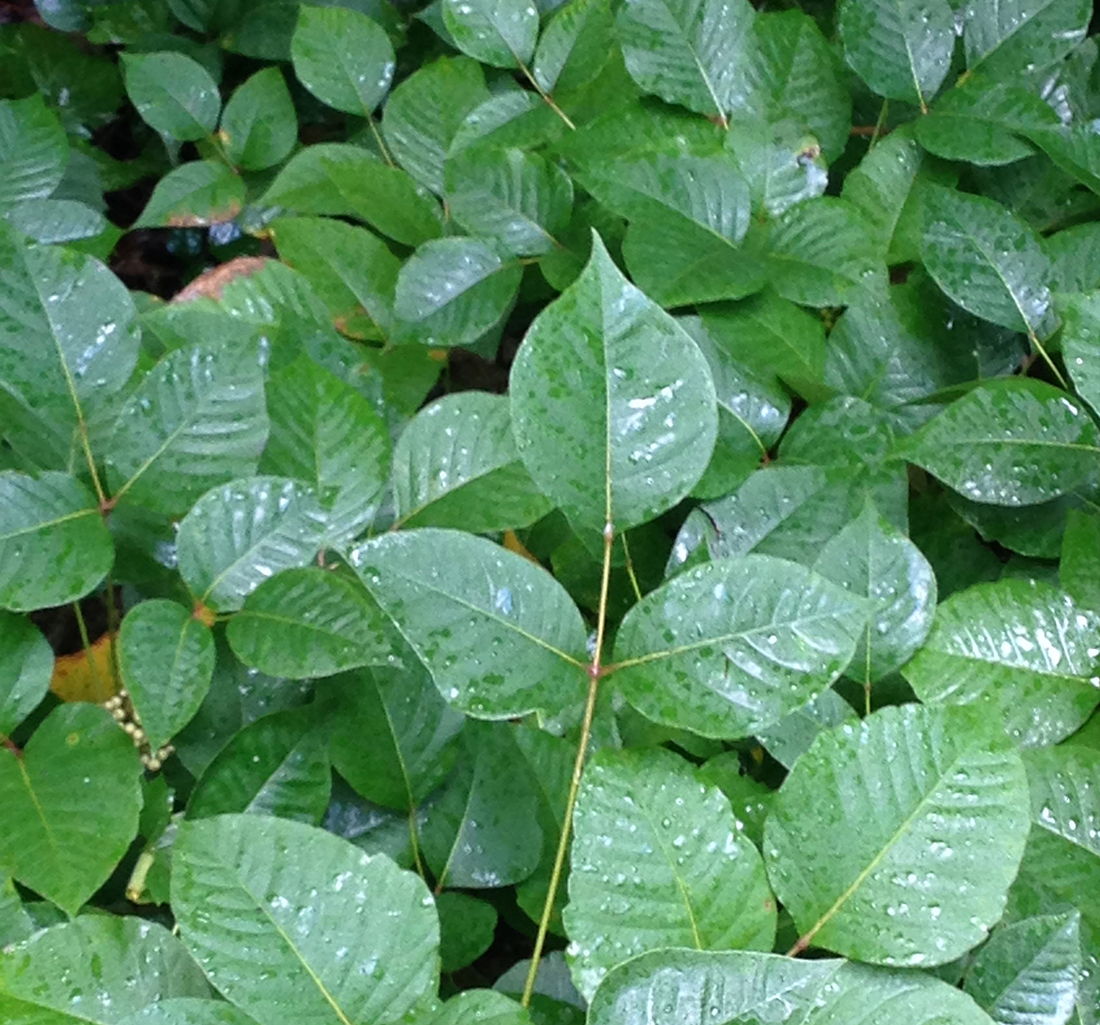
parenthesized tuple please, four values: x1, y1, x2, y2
(521, 521, 614, 1008)
(73, 601, 110, 702)
(1028, 326, 1070, 390)
(516, 58, 576, 131)
(365, 116, 396, 168)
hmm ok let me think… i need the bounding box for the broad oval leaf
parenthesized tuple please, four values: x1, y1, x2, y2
(348, 528, 588, 718)
(121, 51, 220, 142)
(0, 95, 68, 204)
(813, 502, 937, 686)
(227, 568, 392, 679)
(0, 612, 51, 738)
(0, 704, 141, 916)
(119, 599, 215, 752)
(220, 67, 297, 171)
(394, 237, 521, 347)
(391, 391, 551, 532)
(0, 471, 114, 612)
(118, 1000, 262, 1025)
(443, 0, 539, 68)
(172, 814, 439, 1025)
(588, 949, 998, 1025)
(105, 341, 269, 518)
(134, 161, 245, 229)
(431, 990, 529, 1025)
(177, 477, 328, 613)
(510, 233, 718, 536)
(764, 703, 1030, 966)
(921, 184, 1056, 336)
(839, 0, 955, 108)
(612, 554, 867, 739)
(0, 917, 211, 1024)
(900, 379, 1100, 506)
(1060, 291, 1100, 420)
(963, 0, 1090, 82)
(564, 746, 776, 999)
(615, 0, 756, 120)
(902, 578, 1100, 748)
(291, 6, 395, 115)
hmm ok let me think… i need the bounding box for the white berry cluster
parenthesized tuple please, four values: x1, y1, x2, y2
(103, 688, 174, 771)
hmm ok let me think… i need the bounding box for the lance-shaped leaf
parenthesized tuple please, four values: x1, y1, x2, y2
(839, 0, 955, 108)
(0, 471, 114, 612)
(615, 0, 755, 120)
(177, 477, 328, 613)
(391, 391, 551, 532)
(443, 0, 539, 68)
(228, 568, 393, 679)
(902, 578, 1100, 748)
(105, 342, 269, 518)
(121, 52, 220, 142)
(963, 0, 1090, 81)
(564, 746, 776, 999)
(0, 222, 140, 469)
(964, 912, 1081, 1025)
(900, 379, 1100, 506)
(394, 237, 521, 347)
(119, 599, 215, 752)
(612, 554, 867, 739)
(0, 918, 211, 1024)
(813, 502, 937, 686)
(291, 6, 395, 115)
(764, 704, 1030, 966)
(510, 233, 718, 536)
(921, 185, 1056, 336)
(328, 661, 464, 811)
(0, 612, 51, 739)
(259, 357, 390, 545)
(588, 949, 998, 1025)
(349, 528, 588, 718)
(0, 704, 141, 916)
(172, 814, 439, 1025)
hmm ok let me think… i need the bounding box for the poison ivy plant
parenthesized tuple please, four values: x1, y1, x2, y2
(3, 2, 1100, 1022)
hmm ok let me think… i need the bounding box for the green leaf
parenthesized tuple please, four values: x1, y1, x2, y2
(328, 661, 464, 810)
(186, 707, 331, 824)
(227, 568, 392, 679)
(0, 96, 68, 204)
(533, 0, 616, 95)
(900, 379, 1100, 506)
(1026, 124, 1100, 200)
(765, 197, 884, 307)
(813, 502, 937, 685)
(392, 391, 552, 532)
(259, 356, 390, 544)
(437, 894, 498, 973)
(964, 912, 1081, 1025)
(0, 704, 141, 916)
(172, 814, 439, 1025)
(765, 703, 1030, 966)
(0, 471, 114, 612)
(122, 51, 220, 141)
(757, 688, 858, 770)
(963, 0, 1090, 81)
(588, 949, 998, 1025)
(510, 233, 718, 536)
(0, 918, 211, 1024)
(1061, 292, 1100, 419)
(382, 56, 490, 194)
(612, 554, 866, 739)
(394, 237, 521, 347)
(726, 116, 828, 220)
(731, 11, 852, 162)
(431, 990, 529, 1025)
(446, 147, 573, 257)
(4, 197, 108, 246)
(839, 0, 955, 107)
(263, 144, 444, 247)
(615, 0, 755, 120)
(1062, 509, 1100, 611)
(698, 289, 827, 399)
(564, 746, 776, 999)
(134, 160, 245, 229)
(0, 221, 140, 470)
(220, 67, 297, 171)
(349, 528, 588, 718)
(291, 6, 395, 115)
(421, 721, 543, 888)
(118, 999, 262, 1025)
(442, 0, 538, 68)
(901, 577, 1100, 748)
(119, 599, 214, 751)
(915, 77, 1058, 166)
(0, 613, 50, 739)
(177, 477, 327, 613)
(921, 184, 1056, 336)
(1043, 222, 1100, 293)
(105, 341, 269, 518)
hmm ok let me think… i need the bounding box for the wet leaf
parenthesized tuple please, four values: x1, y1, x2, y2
(0, 613, 51, 739)
(122, 51, 220, 141)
